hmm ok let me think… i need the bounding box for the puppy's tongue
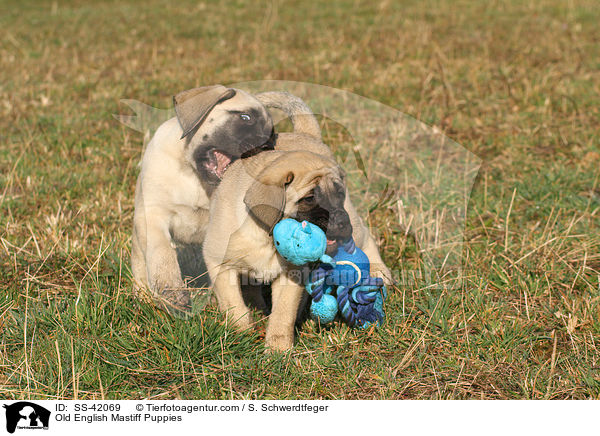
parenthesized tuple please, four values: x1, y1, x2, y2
(326, 239, 338, 255)
(213, 151, 232, 178)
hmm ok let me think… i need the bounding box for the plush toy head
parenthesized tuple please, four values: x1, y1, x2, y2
(273, 219, 327, 266)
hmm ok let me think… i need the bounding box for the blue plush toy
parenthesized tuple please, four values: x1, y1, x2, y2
(272, 218, 328, 266)
(273, 218, 387, 328)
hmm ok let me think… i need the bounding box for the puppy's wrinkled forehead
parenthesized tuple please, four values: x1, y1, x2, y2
(204, 91, 271, 128)
(314, 170, 346, 204)
(286, 161, 345, 202)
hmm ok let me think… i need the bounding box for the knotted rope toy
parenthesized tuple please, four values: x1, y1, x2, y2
(272, 218, 387, 328)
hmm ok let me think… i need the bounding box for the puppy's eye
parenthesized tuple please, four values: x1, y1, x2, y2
(299, 195, 315, 204)
(240, 114, 251, 121)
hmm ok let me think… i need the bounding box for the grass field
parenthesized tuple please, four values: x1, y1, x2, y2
(1, 0, 599, 399)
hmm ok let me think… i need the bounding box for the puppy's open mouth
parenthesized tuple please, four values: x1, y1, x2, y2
(206, 149, 232, 179)
(326, 238, 338, 254)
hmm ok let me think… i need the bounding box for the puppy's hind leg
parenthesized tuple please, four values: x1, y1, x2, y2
(131, 195, 149, 295)
(144, 216, 191, 314)
(131, 226, 148, 295)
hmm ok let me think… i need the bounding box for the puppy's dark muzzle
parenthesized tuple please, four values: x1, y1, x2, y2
(240, 132, 277, 159)
(326, 209, 353, 242)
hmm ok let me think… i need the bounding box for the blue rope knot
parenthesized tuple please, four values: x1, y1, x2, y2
(305, 238, 387, 328)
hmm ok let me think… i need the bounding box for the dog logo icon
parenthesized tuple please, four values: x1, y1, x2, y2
(2, 402, 50, 434)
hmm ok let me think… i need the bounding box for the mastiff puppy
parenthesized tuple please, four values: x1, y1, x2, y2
(203, 101, 391, 351)
(131, 85, 276, 312)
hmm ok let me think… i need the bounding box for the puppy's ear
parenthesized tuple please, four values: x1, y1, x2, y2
(244, 172, 294, 234)
(173, 85, 236, 139)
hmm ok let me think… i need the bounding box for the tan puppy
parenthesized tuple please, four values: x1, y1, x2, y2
(131, 85, 276, 312)
(203, 150, 348, 351)
(203, 98, 391, 351)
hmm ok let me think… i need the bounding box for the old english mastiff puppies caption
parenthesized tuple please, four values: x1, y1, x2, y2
(203, 100, 391, 351)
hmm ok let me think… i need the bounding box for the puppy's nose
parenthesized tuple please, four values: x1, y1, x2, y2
(239, 132, 274, 155)
(326, 209, 353, 241)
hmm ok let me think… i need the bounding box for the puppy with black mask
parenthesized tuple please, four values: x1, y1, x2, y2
(131, 85, 276, 313)
(174, 86, 276, 194)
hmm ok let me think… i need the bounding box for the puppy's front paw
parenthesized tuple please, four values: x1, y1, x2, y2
(158, 288, 192, 316)
(265, 333, 294, 352)
(226, 311, 254, 331)
(370, 265, 393, 286)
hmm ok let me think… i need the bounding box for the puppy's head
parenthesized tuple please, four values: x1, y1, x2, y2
(174, 85, 275, 189)
(243, 151, 352, 251)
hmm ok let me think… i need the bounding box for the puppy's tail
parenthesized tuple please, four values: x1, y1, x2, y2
(255, 91, 322, 140)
